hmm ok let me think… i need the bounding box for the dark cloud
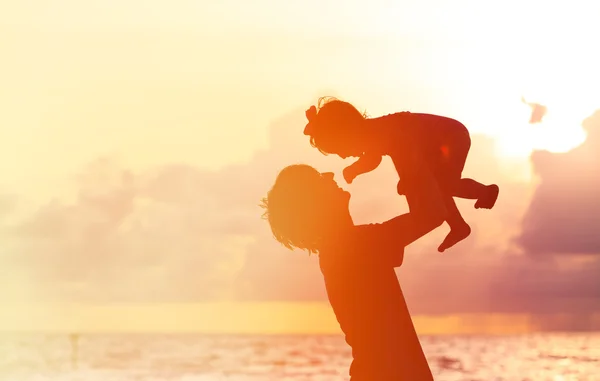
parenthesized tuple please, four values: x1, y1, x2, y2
(518, 110, 600, 256)
(399, 244, 600, 319)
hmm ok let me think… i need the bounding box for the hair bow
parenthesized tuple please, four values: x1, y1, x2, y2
(303, 105, 317, 135)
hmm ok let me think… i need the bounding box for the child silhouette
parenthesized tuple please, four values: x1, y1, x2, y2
(304, 97, 499, 252)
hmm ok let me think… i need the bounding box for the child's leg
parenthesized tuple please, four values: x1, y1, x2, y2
(437, 182, 471, 253)
(440, 127, 499, 209)
(455, 179, 499, 209)
(433, 130, 473, 252)
(453, 178, 486, 199)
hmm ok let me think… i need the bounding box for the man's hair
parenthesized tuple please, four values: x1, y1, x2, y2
(308, 97, 368, 155)
(260, 164, 325, 254)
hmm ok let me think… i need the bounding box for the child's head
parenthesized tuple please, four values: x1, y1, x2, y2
(304, 97, 368, 158)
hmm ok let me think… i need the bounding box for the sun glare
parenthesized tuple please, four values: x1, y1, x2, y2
(469, 95, 589, 162)
(495, 104, 588, 159)
(434, 0, 600, 161)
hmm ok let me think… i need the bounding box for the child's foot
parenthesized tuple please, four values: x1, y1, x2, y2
(438, 223, 471, 253)
(474, 184, 499, 209)
(343, 167, 357, 184)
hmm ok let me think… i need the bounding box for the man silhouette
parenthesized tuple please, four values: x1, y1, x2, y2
(261, 150, 447, 380)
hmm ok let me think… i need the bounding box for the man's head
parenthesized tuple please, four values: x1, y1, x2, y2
(261, 164, 351, 254)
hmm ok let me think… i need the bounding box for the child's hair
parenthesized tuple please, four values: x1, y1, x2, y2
(304, 97, 368, 155)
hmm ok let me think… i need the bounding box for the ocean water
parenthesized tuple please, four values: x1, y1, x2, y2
(0, 333, 598, 381)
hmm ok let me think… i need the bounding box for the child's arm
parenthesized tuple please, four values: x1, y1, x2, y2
(343, 153, 383, 184)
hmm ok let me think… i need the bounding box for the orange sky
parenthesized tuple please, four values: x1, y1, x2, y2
(1, 0, 600, 334)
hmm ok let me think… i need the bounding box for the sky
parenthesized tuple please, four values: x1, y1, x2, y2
(1, 0, 600, 334)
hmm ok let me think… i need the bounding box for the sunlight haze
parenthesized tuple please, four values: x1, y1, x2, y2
(1, 0, 599, 334)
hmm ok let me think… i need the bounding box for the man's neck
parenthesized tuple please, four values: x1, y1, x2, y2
(318, 213, 354, 250)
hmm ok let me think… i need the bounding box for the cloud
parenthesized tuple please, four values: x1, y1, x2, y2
(7, 158, 255, 303)
(521, 96, 548, 124)
(1, 109, 343, 304)
(518, 110, 600, 256)
(0, 193, 16, 221)
(235, 234, 328, 301)
(400, 110, 600, 317)
(3, 104, 600, 321)
(235, 113, 541, 311)
(239, 107, 600, 318)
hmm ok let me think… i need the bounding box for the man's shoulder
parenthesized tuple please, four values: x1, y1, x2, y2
(354, 222, 406, 251)
(332, 223, 393, 244)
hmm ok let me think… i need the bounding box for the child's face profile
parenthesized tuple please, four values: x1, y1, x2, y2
(318, 136, 362, 159)
(312, 114, 364, 158)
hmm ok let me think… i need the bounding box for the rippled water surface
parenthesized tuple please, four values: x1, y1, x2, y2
(0, 333, 598, 380)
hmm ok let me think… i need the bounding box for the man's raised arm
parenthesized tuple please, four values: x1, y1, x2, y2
(354, 149, 447, 265)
